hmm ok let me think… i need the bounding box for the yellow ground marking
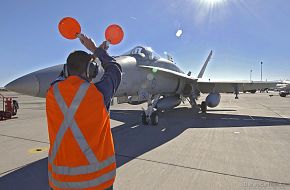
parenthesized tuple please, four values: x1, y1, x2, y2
(28, 147, 48, 154)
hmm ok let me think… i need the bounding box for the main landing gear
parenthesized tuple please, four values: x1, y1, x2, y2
(141, 95, 160, 125)
(200, 101, 207, 113)
(189, 95, 207, 114)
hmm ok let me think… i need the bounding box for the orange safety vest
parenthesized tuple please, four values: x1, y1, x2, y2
(46, 76, 116, 190)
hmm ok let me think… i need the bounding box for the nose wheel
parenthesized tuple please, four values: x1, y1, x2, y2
(141, 110, 159, 125)
(150, 111, 159, 125)
(141, 111, 149, 125)
(141, 94, 160, 125)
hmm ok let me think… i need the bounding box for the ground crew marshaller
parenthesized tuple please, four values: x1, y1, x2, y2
(46, 34, 122, 190)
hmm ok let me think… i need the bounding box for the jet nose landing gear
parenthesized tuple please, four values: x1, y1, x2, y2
(150, 110, 159, 125)
(141, 111, 149, 125)
(141, 94, 160, 125)
(141, 110, 159, 125)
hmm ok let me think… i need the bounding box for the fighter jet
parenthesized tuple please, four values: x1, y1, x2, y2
(5, 46, 277, 125)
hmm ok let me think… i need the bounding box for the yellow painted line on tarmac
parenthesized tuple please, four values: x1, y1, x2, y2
(28, 147, 48, 154)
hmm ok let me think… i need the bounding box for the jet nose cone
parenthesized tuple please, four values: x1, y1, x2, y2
(5, 74, 40, 96)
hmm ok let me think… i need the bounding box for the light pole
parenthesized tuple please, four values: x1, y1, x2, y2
(260, 61, 263, 81)
(250, 69, 252, 82)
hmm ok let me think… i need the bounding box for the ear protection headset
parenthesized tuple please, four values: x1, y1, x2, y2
(86, 61, 98, 79)
(63, 60, 98, 79)
(63, 63, 69, 78)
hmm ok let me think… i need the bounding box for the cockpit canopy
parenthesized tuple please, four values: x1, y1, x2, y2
(122, 46, 183, 73)
(122, 46, 161, 60)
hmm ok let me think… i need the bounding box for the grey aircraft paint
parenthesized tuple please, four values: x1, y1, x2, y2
(5, 46, 278, 124)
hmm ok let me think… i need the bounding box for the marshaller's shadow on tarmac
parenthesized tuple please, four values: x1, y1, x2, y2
(1, 108, 289, 189)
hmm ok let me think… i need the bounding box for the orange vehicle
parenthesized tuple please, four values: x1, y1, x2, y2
(0, 94, 19, 120)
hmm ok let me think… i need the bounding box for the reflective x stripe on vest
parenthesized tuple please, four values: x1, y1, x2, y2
(48, 81, 115, 189)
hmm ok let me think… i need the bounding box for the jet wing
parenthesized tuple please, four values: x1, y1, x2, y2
(197, 81, 278, 93)
(138, 65, 197, 82)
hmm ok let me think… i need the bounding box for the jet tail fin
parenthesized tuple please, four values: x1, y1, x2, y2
(197, 50, 213, 78)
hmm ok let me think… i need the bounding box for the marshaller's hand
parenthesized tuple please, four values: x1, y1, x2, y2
(99, 41, 109, 51)
(77, 34, 97, 53)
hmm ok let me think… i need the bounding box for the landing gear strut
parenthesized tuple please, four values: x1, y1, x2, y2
(141, 95, 160, 125)
(141, 112, 148, 125)
(189, 94, 208, 113)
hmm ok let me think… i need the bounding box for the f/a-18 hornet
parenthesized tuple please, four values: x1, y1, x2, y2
(5, 46, 277, 125)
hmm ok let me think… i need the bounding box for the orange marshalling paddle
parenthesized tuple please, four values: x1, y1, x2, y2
(105, 24, 124, 45)
(58, 17, 81, 40)
(58, 17, 124, 45)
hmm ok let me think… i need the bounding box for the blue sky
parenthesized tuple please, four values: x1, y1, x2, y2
(0, 0, 289, 87)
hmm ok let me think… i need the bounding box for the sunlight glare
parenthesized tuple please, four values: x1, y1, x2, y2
(192, 0, 229, 25)
(203, 0, 226, 6)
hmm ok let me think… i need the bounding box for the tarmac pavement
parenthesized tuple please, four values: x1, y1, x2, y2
(0, 91, 290, 190)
